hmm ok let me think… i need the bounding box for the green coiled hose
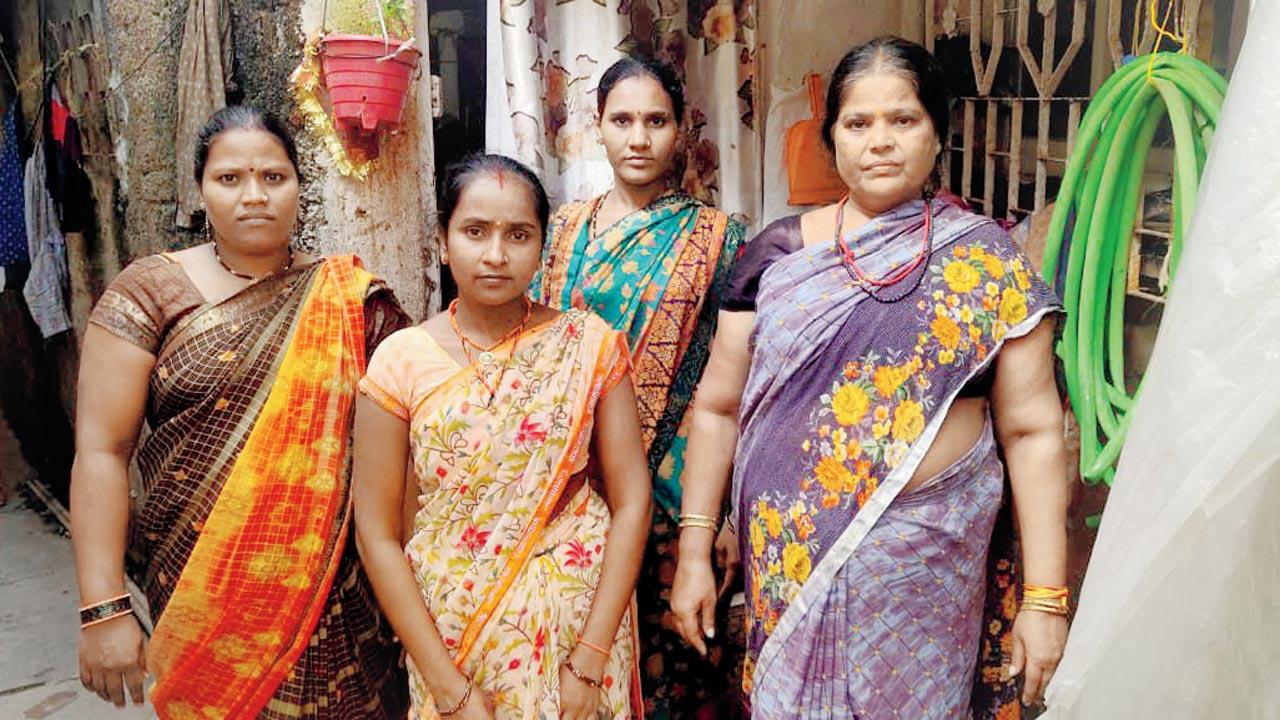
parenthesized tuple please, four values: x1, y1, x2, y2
(1041, 53, 1227, 486)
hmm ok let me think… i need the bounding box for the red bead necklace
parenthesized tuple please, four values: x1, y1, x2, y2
(448, 297, 533, 401)
(833, 196, 934, 303)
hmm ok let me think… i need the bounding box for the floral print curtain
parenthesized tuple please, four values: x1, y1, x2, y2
(485, 0, 760, 225)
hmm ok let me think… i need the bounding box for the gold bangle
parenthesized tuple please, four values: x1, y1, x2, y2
(1019, 600, 1069, 617)
(1023, 584, 1070, 600)
(680, 512, 719, 524)
(678, 518, 718, 531)
(1021, 594, 1068, 605)
(437, 679, 473, 717)
(1021, 584, 1070, 615)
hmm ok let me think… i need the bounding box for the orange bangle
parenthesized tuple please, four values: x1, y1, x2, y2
(1023, 584, 1069, 599)
(1022, 584, 1070, 613)
(577, 638, 611, 658)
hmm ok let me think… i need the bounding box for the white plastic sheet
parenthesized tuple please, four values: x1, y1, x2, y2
(1042, 2, 1280, 717)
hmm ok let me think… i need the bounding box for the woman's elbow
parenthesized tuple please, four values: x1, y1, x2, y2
(612, 485, 653, 523)
(353, 511, 396, 557)
(691, 395, 739, 428)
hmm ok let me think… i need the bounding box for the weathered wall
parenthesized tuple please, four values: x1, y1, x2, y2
(105, 0, 186, 260)
(101, 0, 437, 318)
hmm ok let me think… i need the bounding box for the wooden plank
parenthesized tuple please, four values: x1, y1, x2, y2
(1035, 98, 1051, 209)
(925, 0, 937, 52)
(1067, 100, 1081, 158)
(969, 0, 1006, 97)
(963, 99, 976, 205)
(984, 99, 998, 215)
(1008, 99, 1024, 216)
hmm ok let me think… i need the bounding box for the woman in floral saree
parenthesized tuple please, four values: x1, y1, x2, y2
(671, 38, 1072, 719)
(71, 107, 408, 718)
(353, 154, 651, 720)
(531, 56, 746, 719)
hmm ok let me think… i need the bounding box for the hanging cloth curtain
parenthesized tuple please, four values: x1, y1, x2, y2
(174, 0, 232, 229)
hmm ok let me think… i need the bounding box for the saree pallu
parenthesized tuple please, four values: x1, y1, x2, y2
(532, 191, 747, 718)
(532, 191, 744, 513)
(96, 256, 407, 719)
(733, 200, 1062, 719)
(360, 310, 640, 719)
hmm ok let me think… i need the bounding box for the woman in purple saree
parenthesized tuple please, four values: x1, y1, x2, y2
(671, 37, 1072, 718)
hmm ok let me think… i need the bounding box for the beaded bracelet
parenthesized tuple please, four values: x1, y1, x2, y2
(563, 657, 603, 689)
(80, 593, 133, 628)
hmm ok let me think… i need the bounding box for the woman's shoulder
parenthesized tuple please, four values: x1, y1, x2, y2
(720, 215, 805, 312)
(113, 253, 185, 284)
(90, 253, 201, 353)
(751, 214, 804, 244)
(941, 206, 1025, 258)
(549, 198, 593, 230)
(545, 199, 595, 248)
(377, 322, 440, 353)
(555, 307, 625, 344)
(741, 214, 804, 265)
(552, 198, 593, 221)
(103, 252, 204, 307)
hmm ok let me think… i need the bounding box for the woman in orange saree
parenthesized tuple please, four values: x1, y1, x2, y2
(71, 107, 408, 718)
(354, 155, 652, 720)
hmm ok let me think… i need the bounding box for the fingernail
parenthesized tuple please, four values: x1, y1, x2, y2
(705, 627, 715, 638)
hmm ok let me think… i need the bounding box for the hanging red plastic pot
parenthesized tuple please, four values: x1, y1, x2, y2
(317, 33, 421, 160)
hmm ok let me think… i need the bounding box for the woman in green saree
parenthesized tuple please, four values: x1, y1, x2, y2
(530, 56, 746, 719)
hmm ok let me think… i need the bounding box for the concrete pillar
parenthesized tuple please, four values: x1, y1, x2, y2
(295, 0, 439, 319)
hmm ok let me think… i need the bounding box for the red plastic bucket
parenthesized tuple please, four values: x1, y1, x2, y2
(318, 34, 421, 134)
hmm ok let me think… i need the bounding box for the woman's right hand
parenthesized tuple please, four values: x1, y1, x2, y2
(671, 554, 718, 656)
(714, 524, 741, 599)
(452, 689, 496, 720)
(78, 613, 147, 707)
(432, 672, 496, 720)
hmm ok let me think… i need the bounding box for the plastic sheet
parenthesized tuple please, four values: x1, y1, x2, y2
(1041, 2, 1280, 716)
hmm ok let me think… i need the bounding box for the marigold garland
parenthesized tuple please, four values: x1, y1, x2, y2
(289, 38, 374, 181)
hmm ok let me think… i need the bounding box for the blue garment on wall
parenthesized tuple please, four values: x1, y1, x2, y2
(0, 106, 29, 266)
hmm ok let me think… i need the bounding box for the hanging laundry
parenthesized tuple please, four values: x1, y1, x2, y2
(23, 141, 72, 339)
(173, 0, 232, 228)
(49, 97, 69, 144)
(0, 106, 29, 266)
(44, 89, 95, 234)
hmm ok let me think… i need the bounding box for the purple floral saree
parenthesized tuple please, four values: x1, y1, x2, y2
(732, 198, 1061, 719)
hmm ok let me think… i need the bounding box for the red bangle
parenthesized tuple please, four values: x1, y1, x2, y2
(577, 638, 611, 658)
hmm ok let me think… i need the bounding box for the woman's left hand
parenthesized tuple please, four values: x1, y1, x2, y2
(559, 651, 604, 720)
(1009, 609, 1069, 706)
